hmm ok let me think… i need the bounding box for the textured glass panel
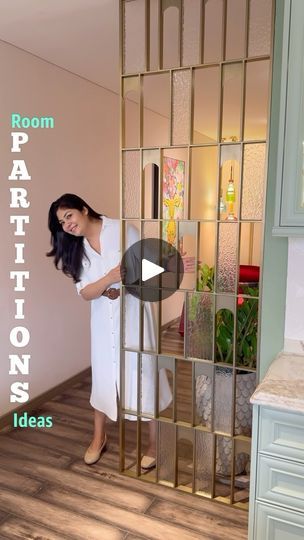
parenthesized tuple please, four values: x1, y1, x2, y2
(161, 291, 184, 356)
(179, 221, 196, 291)
(219, 145, 241, 221)
(190, 146, 218, 220)
(198, 222, 216, 292)
(193, 67, 220, 144)
(236, 295, 259, 369)
(143, 73, 170, 147)
(159, 421, 175, 484)
(233, 438, 251, 503)
(216, 223, 238, 294)
(248, 0, 272, 58)
(215, 308, 234, 364)
(177, 426, 193, 489)
(244, 60, 270, 140)
(214, 367, 233, 434)
(241, 143, 266, 220)
(221, 63, 243, 142)
(203, 0, 223, 63)
(235, 371, 256, 437)
(142, 219, 159, 240)
(123, 0, 146, 74)
(195, 431, 213, 494)
(176, 360, 192, 424)
(182, 0, 201, 66)
(172, 69, 191, 145)
(123, 78, 140, 148)
(122, 151, 140, 218)
(215, 435, 232, 496)
(195, 362, 213, 427)
(144, 164, 159, 219)
(149, 0, 160, 71)
(158, 356, 174, 420)
(186, 292, 214, 360)
(225, 0, 246, 60)
(162, 4, 180, 69)
(239, 222, 262, 269)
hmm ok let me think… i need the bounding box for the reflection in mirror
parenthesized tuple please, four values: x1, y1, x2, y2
(158, 421, 176, 485)
(248, 0, 272, 58)
(235, 370, 256, 437)
(160, 291, 185, 357)
(241, 143, 266, 220)
(121, 414, 139, 472)
(123, 77, 140, 148)
(244, 60, 270, 140)
(233, 438, 251, 504)
(216, 222, 238, 294)
(198, 222, 216, 292)
(221, 63, 243, 142)
(214, 366, 233, 435)
(122, 151, 141, 218)
(143, 73, 170, 147)
(143, 301, 158, 354)
(176, 360, 192, 424)
(195, 430, 213, 495)
(193, 66, 220, 144)
(144, 164, 159, 219)
(178, 221, 197, 291)
(225, 0, 246, 60)
(158, 356, 174, 420)
(186, 292, 214, 360)
(162, 147, 187, 224)
(219, 145, 241, 221)
(215, 294, 235, 365)
(172, 69, 191, 145)
(190, 146, 218, 220)
(162, 2, 180, 69)
(239, 222, 262, 296)
(141, 354, 157, 416)
(182, 0, 201, 66)
(236, 296, 258, 369)
(177, 426, 193, 490)
(215, 435, 232, 499)
(123, 0, 146, 74)
(195, 361, 213, 427)
(203, 0, 224, 63)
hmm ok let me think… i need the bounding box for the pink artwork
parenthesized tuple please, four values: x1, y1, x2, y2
(162, 157, 185, 247)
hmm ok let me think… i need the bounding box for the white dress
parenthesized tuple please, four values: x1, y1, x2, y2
(76, 216, 172, 421)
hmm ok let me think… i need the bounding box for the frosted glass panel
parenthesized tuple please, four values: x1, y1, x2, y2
(225, 0, 246, 60)
(123, 0, 146, 73)
(214, 367, 233, 434)
(235, 371, 256, 436)
(182, 0, 201, 66)
(248, 0, 272, 58)
(177, 426, 193, 489)
(193, 66, 220, 144)
(186, 292, 214, 360)
(203, 0, 223, 63)
(241, 143, 266, 220)
(195, 431, 213, 494)
(244, 60, 270, 140)
(142, 219, 159, 240)
(161, 291, 184, 356)
(190, 146, 218, 220)
(221, 63, 243, 142)
(195, 362, 213, 427)
(143, 73, 170, 147)
(216, 223, 238, 293)
(123, 77, 140, 148)
(149, 0, 160, 71)
(215, 435, 232, 493)
(159, 421, 175, 484)
(162, 3, 180, 69)
(219, 144, 241, 221)
(172, 69, 191, 145)
(122, 151, 140, 218)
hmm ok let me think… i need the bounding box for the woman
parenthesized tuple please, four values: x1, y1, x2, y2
(47, 194, 172, 467)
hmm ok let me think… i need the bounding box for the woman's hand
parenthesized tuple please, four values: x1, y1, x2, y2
(106, 264, 121, 286)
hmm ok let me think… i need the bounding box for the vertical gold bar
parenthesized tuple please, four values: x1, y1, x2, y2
(245, 0, 250, 59)
(189, 66, 194, 148)
(222, 0, 227, 61)
(211, 433, 216, 498)
(174, 423, 178, 487)
(159, 0, 163, 69)
(192, 428, 197, 493)
(169, 70, 173, 146)
(146, 0, 151, 71)
(240, 60, 246, 143)
(200, 0, 205, 64)
(139, 74, 144, 148)
(231, 436, 236, 504)
(173, 357, 177, 423)
(248, 222, 254, 265)
(136, 354, 142, 476)
(179, 0, 183, 67)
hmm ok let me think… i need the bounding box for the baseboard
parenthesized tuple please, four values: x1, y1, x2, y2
(0, 366, 91, 431)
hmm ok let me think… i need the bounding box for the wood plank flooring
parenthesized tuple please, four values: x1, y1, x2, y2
(0, 327, 248, 540)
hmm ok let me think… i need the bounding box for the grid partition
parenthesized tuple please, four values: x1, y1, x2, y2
(120, 0, 274, 508)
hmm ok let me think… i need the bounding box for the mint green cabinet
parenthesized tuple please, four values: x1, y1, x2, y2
(273, 0, 304, 236)
(249, 406, 304, 539)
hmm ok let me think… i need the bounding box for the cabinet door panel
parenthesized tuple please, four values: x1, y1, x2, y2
(255, 502, 304, 540)
(259, 408, 304, 462)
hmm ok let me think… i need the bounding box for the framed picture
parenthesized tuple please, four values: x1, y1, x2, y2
(162, 156, 185, 248)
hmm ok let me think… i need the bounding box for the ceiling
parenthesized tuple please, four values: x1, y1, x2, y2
(0, 0, 120, 92)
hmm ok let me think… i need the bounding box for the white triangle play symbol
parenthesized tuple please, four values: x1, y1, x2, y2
(142, 258, 165, 282)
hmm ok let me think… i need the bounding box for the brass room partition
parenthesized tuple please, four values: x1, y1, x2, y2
(120, 0, 274, 508)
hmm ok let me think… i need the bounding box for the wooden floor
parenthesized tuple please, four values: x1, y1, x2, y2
(0, 329, 248, 539)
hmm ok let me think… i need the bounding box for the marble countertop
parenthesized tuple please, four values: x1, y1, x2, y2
(250, 352, 304, 412)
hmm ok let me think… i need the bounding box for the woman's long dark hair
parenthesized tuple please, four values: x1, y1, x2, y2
(47, 193, 102, 283)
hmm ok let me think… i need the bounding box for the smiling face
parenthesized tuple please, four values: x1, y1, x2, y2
(56, 206, 89, 236)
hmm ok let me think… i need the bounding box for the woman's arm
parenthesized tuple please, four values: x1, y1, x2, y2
(79, 264, 121, 301)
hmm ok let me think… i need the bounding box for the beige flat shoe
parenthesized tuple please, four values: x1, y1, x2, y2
(84, 434, 107, 465)
(141, 455, 156, 470)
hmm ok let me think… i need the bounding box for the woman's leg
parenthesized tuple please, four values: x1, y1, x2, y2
(89, 409, 107, 451)
(145, 419, 156, 457)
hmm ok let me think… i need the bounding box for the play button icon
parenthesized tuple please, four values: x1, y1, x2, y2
(142, 258, 164, 281)
(121, 237, 184, 302)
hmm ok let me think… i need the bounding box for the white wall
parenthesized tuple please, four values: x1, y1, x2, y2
(0, 41, 119, 416)
(284, 237, 304, 352)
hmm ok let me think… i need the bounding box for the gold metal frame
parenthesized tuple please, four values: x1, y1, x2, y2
(119, 0, 275, 509)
